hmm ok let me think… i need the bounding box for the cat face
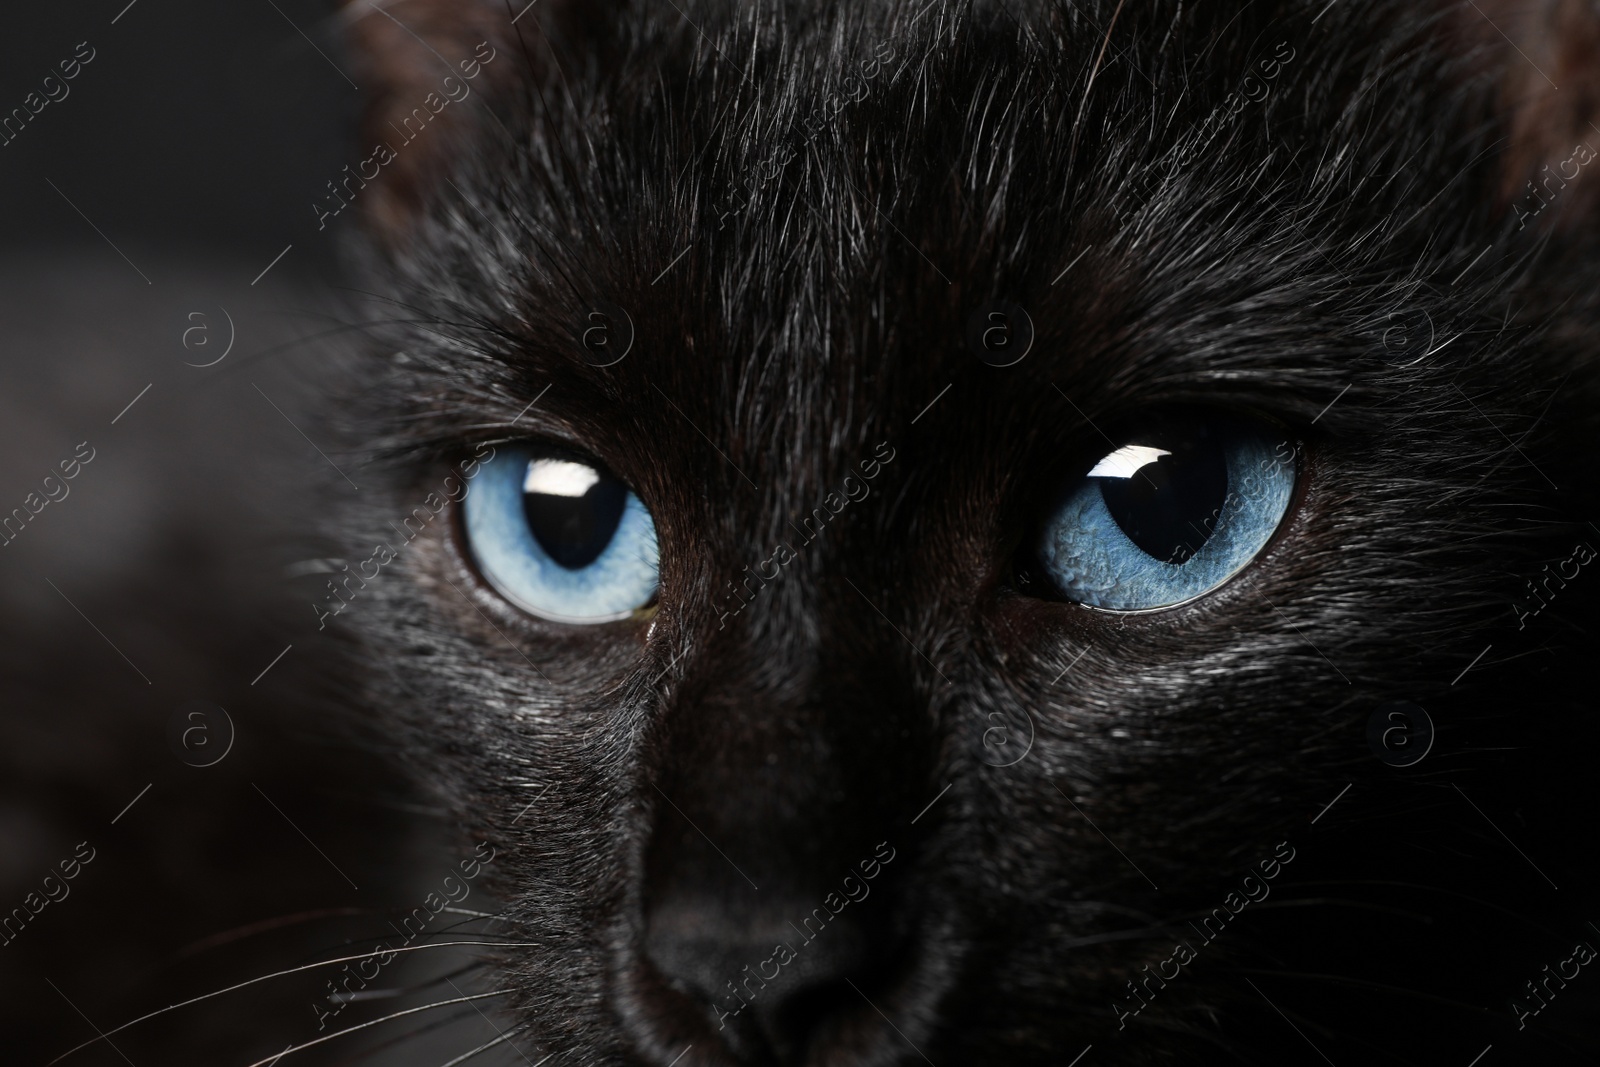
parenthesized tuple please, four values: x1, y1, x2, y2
(333, 1, 1600, 1063)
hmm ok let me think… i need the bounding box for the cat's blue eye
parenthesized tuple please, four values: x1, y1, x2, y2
(463, 446, 659, 623)
(1031, 418, 1296, 612)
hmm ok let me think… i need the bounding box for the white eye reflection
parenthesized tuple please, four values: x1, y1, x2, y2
(465, 448, 660, 623)
(1086, 444, 1172, 480)
(1032, 418, 1296, 612)
(524, 459, 601, 498)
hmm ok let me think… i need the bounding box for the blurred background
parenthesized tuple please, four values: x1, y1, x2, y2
(0, 4, 492, 1063)
(1, 0, 349, 268)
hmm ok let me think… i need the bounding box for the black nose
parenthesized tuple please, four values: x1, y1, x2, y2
(628, 598, 932, 1063)
(653, 876, 900, 1038)
(635, 729, 913, 1062)
(640, 833, 905, 1062)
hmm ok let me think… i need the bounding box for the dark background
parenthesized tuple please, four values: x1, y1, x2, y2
(0, 0, 352, 270)
(0, 5, 485, 1064)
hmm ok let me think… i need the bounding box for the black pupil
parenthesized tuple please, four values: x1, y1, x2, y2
(1097, 438, 1228, 565)
(522, 463, 628, 570)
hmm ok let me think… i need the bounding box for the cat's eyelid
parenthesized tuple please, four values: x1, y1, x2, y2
(459, 421, 617, 477)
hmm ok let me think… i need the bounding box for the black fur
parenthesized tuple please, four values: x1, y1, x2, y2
(16, 0, 1600, 1064)
(324, 1, 1600, 1064)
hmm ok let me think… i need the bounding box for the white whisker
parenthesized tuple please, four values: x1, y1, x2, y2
(329, 1003, 488, 1065)
(243, 991, 515, 1067)
(48, 942, 536, 1064)
(437, 1025, 534, 1067)
(444, 975, 544, 1065)
(440, 907, 513, 920)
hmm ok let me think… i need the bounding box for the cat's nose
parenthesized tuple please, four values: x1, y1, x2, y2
(638, 867, 908, 1060)
(632, 754, 917, 1060)
(625, 616, 935, 1061)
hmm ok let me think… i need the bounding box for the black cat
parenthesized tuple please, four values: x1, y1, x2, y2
(27, 0, 1600, 1064)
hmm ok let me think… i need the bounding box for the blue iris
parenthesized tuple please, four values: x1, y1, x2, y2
(1036, 421, 1295, 611)
(463, 446, 659, 623)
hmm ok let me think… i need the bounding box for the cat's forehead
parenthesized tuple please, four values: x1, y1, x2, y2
(438, 52, 1289, 396)
(378, 0, 1489, 526)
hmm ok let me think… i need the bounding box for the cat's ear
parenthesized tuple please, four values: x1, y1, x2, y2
(337, 0, 599, 237)
(1464, 0, 1600, 228)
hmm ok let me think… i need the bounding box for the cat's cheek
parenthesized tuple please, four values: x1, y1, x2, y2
(823, 892, 847, 914)
(424, 892, 446, 913)
(858, 457, 882, 479)
(1222, 891, 1247, 914)
(874, 841, 896, 864)
(1257, 857, 1281, 880)
(858, 857, 881, 880)
(873, 441, 896, 463)
(442, 876, 469, 902)
(1273, 840, 1296, 864)
(474, 840, 496, 864)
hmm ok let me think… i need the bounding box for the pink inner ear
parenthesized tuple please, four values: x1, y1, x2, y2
(1462, 0, 1600, 223)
